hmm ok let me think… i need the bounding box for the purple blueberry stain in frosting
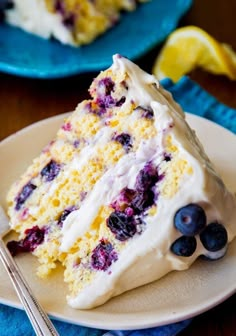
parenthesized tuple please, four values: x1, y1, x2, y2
(20, 208, 29, 221)
(7, 226, 46, 256)
(113, 133, 132, 152)
(80, 191, 87, 201)
(15, 182, 37, 211)
(91, 239, 118, 271)
(40, 160, 61, 182)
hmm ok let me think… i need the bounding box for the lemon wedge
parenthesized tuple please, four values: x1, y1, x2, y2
(153, 25, 236, 82)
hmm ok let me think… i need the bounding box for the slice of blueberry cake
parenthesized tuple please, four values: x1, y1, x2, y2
(7, 55, 236, 309)
(1, 0, 146, 46)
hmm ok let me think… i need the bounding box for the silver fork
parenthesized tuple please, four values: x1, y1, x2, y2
(0, 206, 59, 336)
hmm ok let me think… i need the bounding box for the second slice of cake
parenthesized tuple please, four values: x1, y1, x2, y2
(2, 0, 146, 46)
(7, 55, 236, 309)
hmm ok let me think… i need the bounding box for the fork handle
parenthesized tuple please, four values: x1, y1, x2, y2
(0, 239, 59, 336)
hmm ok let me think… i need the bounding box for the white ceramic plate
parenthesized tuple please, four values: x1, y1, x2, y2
(0, 113, 235, 330)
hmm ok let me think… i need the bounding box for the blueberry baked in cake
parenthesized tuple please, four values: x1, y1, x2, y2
(7, 55, 236, 309)
(1, 0, 147, 46)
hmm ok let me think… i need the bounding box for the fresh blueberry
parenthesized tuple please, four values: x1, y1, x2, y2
(7, 226, 46, 256)
(40, 160, 61, 182)
(91, 239, 118, 271)
(15, 182, 37, 210)
(174, 204, 206, 236)
(114, 133, 132, 151)
(171, 236, 197, 257)
(201, 245, 227, 261)
(107, 211, 137, 241)
(200, 222, 228, 252)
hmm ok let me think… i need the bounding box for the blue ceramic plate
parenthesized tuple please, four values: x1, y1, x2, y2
(0, 0, 192, 78)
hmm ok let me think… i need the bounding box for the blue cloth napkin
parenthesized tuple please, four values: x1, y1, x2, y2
(1, 76, 235, 336)
(161, 76, 236, 133)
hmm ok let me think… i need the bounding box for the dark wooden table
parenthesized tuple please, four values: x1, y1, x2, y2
(0, 0, 236, 335)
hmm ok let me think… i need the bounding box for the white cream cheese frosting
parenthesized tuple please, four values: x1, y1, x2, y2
(57, 55, 236, 309)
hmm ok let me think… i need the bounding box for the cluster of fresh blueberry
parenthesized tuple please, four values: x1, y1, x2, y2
(107, 162, 162, 241)
(7, 226, 46, 257)
(171, 204, 228, 260)
(95, 77, 126, 112)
